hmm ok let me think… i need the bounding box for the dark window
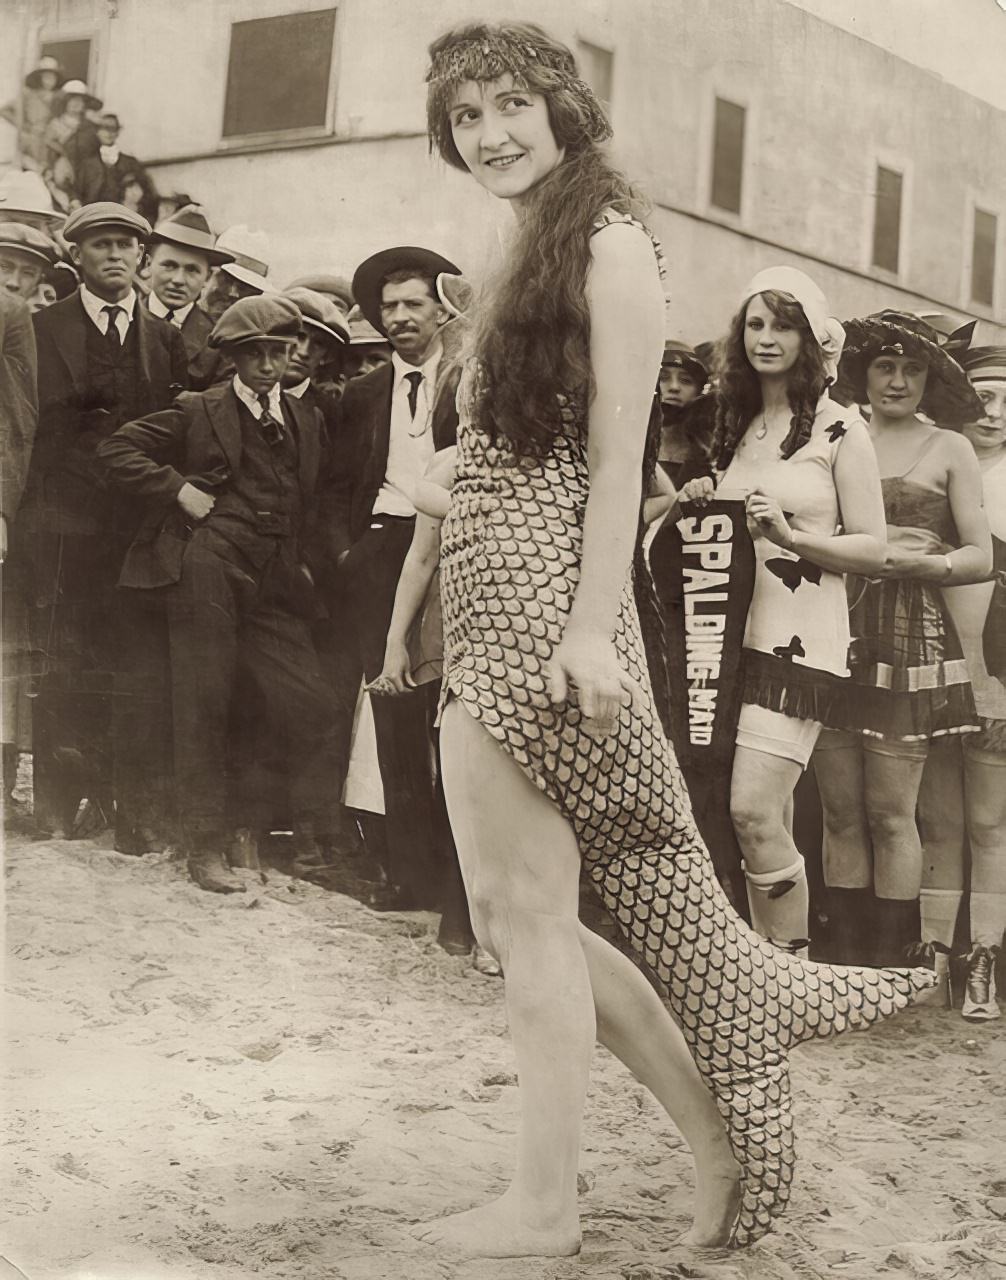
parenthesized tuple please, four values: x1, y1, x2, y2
(222, 8, 337, 139)
(576, 40, 613, 108)
(872, 165, 902, 274)
(710, 98, 745, 215)
(41, 39, 92, 85)
(972, 208, 998, 307)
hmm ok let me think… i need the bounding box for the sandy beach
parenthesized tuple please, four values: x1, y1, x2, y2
(3, 828, 1006, 1280)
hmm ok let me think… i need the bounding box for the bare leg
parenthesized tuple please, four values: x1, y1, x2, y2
(813, 733, 872, 889)
(419, 701, 738, 1258)
(579, 924, 742, 1245)
(730, 746, 809, 949)
(863, 745, 929, 900)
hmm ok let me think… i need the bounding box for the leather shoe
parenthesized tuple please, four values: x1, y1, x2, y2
(188, 851, 246, 894)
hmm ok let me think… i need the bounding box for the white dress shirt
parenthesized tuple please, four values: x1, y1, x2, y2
(147, 292, 194, 328)
(79, 284, 137, 342)
(372, 348, 441, 518)
(232, 375, 283, 420)
(284, 378, 311, 399)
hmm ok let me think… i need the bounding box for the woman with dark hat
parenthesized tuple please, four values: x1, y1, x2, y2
(814, 312, 990, 980)
(0, 55, 65, 171)
(413, 21, 931, 1258)
(656, 339, 713, 486)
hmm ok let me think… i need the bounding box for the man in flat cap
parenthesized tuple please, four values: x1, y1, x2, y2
(281, 286, 349, 424)
(0, 223, 59, 303)
(144, 205, 234, 389)
(16, 201, 188, 841)
(98, 296, 340, 894)
(318, 245, 462, 913)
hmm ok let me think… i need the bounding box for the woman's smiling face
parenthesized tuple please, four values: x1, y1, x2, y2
(449, 75, 564, 203)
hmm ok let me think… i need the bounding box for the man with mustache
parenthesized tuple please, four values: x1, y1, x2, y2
(318, 246, 463, 921)
(16, 202, 188, 840)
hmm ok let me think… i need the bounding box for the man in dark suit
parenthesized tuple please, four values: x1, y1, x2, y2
(0, 291, 38, 802)
(144, 205, 233, 390)
(319, 245, 462, 912)
(98, 296, 340, 893)
(76, 113, 158, 220)
(17, 201, 189, 838)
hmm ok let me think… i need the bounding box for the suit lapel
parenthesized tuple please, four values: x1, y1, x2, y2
(135, 301, 169, 391)
(206, 383, 243, 474)
(48, 296, 89, 398)
(282, 391, 320, 493)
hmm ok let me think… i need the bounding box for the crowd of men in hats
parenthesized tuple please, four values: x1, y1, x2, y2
(0, 155, 491, 962)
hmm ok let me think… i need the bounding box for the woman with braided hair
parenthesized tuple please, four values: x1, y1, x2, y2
(418, 20, 933, 1258)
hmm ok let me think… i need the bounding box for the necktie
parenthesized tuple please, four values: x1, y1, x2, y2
(164, 307, 177, 323)
(404, 370, 422, 421)
(103, 304, 123, 349)
(257, 393, 285, 447)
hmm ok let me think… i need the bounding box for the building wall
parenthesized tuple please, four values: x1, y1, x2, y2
(3, 0, 1005, 342)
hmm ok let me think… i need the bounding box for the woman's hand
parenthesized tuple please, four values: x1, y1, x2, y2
(546, 628, 639, 737)
(745, 489, 794, 548)
(678, 476, 715, 510)
(370, 638, 415, 696)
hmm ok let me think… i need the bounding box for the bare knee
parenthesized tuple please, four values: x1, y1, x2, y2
(866, 797, 917, 848)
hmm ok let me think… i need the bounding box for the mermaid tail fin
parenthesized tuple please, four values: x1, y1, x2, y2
(589, 849, 936, 1246)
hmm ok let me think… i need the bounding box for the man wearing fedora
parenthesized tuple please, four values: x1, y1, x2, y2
(98, 296, 340, 894)
(144, 206, 234, 389)
(200, 226, 273, 324)
(318, 245, 462, 913)
(16, 201, 188, 840)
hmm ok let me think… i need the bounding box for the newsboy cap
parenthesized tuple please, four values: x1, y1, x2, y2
(209, 295, 304, 349)
(63, 202, 151, 244)
(283, 286, 350, 345)
(0, 222, 59, 267)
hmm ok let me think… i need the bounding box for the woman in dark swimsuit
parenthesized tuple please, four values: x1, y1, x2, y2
(814, 312, 990, 977)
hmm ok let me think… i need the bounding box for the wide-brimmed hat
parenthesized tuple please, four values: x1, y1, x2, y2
(209, 295, 303, 350)
(287, 272, 354, 316)
(149, 205, 233, 266)
(56, 78, 103, 112)
(25, 55, 64, 90)
(216, 225, 272, 292)
(0, 221, 58, 268)
(352, 246, 460, 335)
(661, 339, 708, 387)
(283, 286, 350, 345)
(839, 310, 984, 427)
(0, 169, 66, 234)
(960, 346, 1006, 384)
(63, 201, 150, 244)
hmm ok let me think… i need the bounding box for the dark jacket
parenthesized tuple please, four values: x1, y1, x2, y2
(141, 296, 223, 391)
(0, 292, 38, 524)
(19, 293, 188, 536)
(77, 151, 158, 220)
(322, 357, 460, 565)
(97, 380, 325, 590)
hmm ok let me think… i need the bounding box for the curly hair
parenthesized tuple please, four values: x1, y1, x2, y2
(426, 22, 648, 458)
(710, 290, 829, 472)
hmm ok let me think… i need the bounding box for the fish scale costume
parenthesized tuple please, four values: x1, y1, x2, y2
(427, 26, 934, 1248)
(439, 354, 935, 1247)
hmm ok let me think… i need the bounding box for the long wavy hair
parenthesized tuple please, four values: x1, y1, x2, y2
(710, 290, 829, 472)
(426, 22, 648, 458)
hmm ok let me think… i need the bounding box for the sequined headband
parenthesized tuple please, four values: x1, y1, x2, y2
(425, 31, 613, 162)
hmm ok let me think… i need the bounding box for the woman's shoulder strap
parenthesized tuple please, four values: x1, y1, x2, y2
(590, 208, 667, 281)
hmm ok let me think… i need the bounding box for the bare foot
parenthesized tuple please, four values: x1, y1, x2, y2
(681, 1160, 744, 1249)
(413, 1190, 581, 1259)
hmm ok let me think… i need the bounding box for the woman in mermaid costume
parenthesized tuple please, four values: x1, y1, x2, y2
(415, 21, 935, 1258)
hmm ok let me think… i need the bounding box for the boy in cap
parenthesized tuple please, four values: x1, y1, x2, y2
(17, 201, 188, 840)
(0, 223, 58, 301)
(144, 206, 234, 389)
(98, 296, 340, 893)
